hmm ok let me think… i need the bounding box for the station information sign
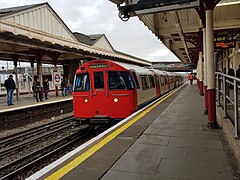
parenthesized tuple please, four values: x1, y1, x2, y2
(119, 0, 200, 16)
(53, 71, 61, 85)
(215, 40, 236, 49)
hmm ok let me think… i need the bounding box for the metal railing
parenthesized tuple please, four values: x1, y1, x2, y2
(216, 72, 240, 138)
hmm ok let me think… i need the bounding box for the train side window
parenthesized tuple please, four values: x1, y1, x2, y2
(73, 73, 90, 92)
(149, 75, 155, 88)
(109, 71, 134, 90)
(164, 76, 168, 84)
(94, 71, 104, 89)
(131, 71, 140, 89)
(140, 76, 149, 91)
(160, 75, 165, 86)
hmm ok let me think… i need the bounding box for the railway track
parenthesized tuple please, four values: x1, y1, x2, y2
(0, 116, 74, 149)
(0, 116, 97, 179)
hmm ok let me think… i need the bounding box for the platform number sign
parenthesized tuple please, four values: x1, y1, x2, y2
(53, 71, 61, 85)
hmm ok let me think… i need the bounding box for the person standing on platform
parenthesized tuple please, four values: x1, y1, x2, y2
(189, 73, 193, 85)
(32, 78, 43, 102)
(43, 77, 49, 100)
(61, 77, 68, 96)
(4, 74, 16, 106)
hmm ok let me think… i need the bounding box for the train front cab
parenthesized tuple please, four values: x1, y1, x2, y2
(73, 60, 137, 124)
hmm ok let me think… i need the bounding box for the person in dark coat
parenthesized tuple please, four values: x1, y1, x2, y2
(43, 78, 49, 100)
(32, 78, 43, 102)
(4, 74, 16, 106)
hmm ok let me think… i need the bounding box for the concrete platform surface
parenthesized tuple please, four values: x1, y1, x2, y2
(101, 84, 234, 180)
(31, 83, 236, 180)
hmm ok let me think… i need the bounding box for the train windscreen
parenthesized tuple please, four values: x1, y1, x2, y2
(73, 73, 90, 91)
(109, 71, 134, 90)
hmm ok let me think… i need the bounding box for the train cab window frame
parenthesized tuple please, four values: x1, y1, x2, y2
(108, 71, 135, 90)
(140, 75, 149, 91)
(94, 71, 104, 89)
(149, 75, 155, 88)
(73, 72, 90, 92)
(130, 71, 140, 89)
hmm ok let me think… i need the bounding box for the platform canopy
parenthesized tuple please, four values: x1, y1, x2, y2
(0, 2, 151, 66)
(109, 0, 240, 64)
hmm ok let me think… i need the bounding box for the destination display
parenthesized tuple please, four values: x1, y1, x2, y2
(215, 40, 236, 49)
(89, 64, 107, 69)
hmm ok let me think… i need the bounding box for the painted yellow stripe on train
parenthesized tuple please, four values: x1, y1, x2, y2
(45, 83, 185, 180)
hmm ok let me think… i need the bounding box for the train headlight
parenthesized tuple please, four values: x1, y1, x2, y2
(113, 98, 118, 103)
(84, 98, 88, 103)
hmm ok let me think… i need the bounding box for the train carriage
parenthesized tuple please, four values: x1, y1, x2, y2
(73, 60, 138, 122)
(73, 59, 187, 125)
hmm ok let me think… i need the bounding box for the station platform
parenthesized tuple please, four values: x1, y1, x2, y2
(28, 82, 236, 180)
(0, 91, 73, 130)
(0, 91, 72, 113)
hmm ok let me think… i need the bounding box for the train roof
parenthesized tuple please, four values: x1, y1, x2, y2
(115, 61, 153, 75)
(83, 60, 176, 76)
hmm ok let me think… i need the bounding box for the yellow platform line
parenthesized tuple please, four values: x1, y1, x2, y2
(45, 84, 185, 180)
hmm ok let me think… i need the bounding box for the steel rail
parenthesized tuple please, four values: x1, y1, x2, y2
(0, 116, 74, 148)
(0, 126, 92, 179)
(0, 122, 75, 158)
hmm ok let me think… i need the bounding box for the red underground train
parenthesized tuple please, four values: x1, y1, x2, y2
(72, 59, 187, 125)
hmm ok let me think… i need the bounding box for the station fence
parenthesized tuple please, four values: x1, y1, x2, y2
(216, 72, 240, 138)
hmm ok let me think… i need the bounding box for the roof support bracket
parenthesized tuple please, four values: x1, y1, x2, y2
(171, 11, 191, 63)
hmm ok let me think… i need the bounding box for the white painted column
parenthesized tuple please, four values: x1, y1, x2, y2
(203, 27, 208, 113)
(199, 51, 204, 95)
(199, 52, 203, 82)
(206, 9, 217, 127)
(206, 10, 215, 90)
(203, 28, 207, 87)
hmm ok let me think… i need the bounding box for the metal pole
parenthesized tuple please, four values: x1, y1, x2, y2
(223, 76, 227, 117)
(234, 80, 239, 138)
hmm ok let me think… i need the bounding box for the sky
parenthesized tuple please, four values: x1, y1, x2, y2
(0, 0, 180, 68)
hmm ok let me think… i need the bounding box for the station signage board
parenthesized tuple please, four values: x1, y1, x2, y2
(53, 71, 61, 85)
(215, 40, 236, 49)
(119, 0, 200, 16)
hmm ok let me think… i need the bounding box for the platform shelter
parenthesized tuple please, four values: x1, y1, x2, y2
(0, 2, 151, 98)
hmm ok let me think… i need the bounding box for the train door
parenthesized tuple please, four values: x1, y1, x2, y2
(154, 75, 160, 96)
(91, 71, 108, 117)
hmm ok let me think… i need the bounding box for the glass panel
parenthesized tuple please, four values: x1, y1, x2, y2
(109, 71, 135, 90)
(94, 71, 104, 89)
(73, 73, 90, 92)
(160, 75, 165, 86)
(149, 75, 155, 88)
(141, 76, 149, 91)
(131, 71, 140, 89)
